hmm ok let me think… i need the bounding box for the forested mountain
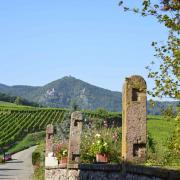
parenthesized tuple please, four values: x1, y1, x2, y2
(0, 76, 121, 111)
(0, 92, 40, 107)
(0, 76, 178, 114)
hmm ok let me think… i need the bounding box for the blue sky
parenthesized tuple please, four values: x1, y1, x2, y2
(0, 0, 168, 95)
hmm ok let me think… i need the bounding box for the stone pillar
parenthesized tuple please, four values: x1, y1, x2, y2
(68, 111, 83, 168)
(46, 124, 54, 156)
(122, 75, 147, 163)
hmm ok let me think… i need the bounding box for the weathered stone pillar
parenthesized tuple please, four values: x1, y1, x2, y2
(68, 111, 83, 168)
(45, 124, 54, 156)
(122, 75, 147, 163)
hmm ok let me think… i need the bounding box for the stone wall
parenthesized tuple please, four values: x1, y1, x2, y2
(44, 76, 179, 180)
(45, 164, 180, 180)
(45, 166, 79, 180)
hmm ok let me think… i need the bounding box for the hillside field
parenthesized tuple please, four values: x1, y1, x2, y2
(0, 104, 121, 149)
(0, 103, 179, 169)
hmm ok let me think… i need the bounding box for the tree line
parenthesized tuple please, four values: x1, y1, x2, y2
(0, 92, 41, 107)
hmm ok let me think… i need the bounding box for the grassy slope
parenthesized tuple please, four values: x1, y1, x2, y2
(0, 101, 38, 110)
(147, 116, 179, 168)
(7, 131, 45, 154)
(148, 116, 177, 156)
(0, 131, 45, 163)
(0, 104, 179, 168)
(0, 101, 16, 106)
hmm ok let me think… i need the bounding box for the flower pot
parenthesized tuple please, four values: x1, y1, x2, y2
(60, 157, 67, 165)
(96, 153, 108, 163)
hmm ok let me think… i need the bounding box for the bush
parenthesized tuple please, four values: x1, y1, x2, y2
(147, 132, 156, 153)
(54, 143, 68, 161)
(89, 133, 109, 155)
(175, 115, 180, 121)
(34, 166, 44, 180)
(33, 143, 45, 180)
(0, 156, 4, 163)
(80, 128, 122, 163)
(168, 125, 180, 154)
(161, 105, 176, 120)
(32, 151, 41, 166)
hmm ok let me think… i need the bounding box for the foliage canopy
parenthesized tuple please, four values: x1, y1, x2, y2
(119, 0, 180, 99)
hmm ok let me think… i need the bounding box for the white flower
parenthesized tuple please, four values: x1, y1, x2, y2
(103, 142, 107, 146)
(97, 140, 101, 144)
(63, 149, 68, 156)
(95, 134, 101, 138)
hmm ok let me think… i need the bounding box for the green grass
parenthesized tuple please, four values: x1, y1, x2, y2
(33, 143, 45, 180)
(148, 116, 177, 156)
(7, 131, 45, 154)
(0, 101, 17, 106)
(0, 101, 38, 110)
(0, 156, 3, 164)
(147, 116, 179, 169)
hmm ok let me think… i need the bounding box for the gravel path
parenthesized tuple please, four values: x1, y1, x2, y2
(0, 146, 37, 180)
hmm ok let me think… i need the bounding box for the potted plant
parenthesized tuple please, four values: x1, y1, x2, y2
(90, 133, 109, 163)
(54, 143, 68, 165)
(59, 148, 68, 164)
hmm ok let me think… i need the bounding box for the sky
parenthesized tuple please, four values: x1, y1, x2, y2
(0, 0, 168, 97)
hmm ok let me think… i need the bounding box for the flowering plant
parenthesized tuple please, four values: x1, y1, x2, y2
(54, 143, 68, 161)
(90, 133, 109, 155)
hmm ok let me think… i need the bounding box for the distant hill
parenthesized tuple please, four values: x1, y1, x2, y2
(0, 76, 178, 114)
(0, 76, 121, 111)
(0, 92, 40, 107)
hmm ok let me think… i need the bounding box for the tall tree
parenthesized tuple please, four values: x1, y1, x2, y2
(14, 97, 23, 105)
(119, 0, 180, 99)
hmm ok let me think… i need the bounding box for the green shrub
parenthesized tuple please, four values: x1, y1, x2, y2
(175, 115, 180, 121)
(54, 143, 68, 161)
(147, 132, 156, 153)
(161, 105, 176, 120)
(32, 151, 41, 166)
(168, 123, 180, 154)
(80, 128, 121, 163)
(33, 143, 45, 180)
(34, 165, 44, 180)
(0, 156, 4, 163)
(89, 133, 109, 155)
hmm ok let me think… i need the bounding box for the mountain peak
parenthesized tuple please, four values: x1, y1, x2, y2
(0, 77, 178, 114)
(0, 76, 121, 111)
(62, 75, 76, 80)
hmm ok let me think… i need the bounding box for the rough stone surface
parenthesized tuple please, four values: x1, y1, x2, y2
(46, 124, 54, 156)
(68, 111, 83, 165)
(45, 164, 180, 180)
(45, 168, 66, 180)
(45, 168, 79, 180)
(122, 75, 147, 163)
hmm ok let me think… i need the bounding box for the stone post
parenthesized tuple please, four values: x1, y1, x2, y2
(122, 75, 147, 163)
(45, 124, 54, 156)
(67, 111, 83, 168)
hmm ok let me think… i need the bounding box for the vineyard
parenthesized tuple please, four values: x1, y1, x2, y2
(0, 108, 66, 148)
(0, 105, 121, 149)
